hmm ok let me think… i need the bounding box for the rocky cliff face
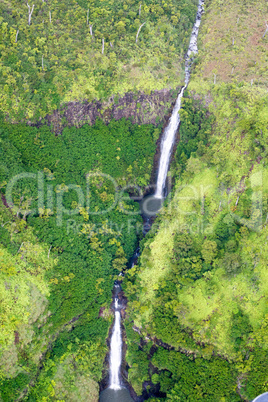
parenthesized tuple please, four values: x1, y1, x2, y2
(42, 88, 178, 134)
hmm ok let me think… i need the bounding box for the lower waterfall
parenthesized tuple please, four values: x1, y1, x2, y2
(109, 292, 122, 390)
(100, 283, 134, 402)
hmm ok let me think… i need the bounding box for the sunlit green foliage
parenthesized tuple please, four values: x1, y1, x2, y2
(0, 0, 198, 121)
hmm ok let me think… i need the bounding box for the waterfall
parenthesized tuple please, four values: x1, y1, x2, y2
(109, 287, 122, 390)
(155, 0, 205, 199)
(100, 283, 133, 400)
(101, 2, 205, 399)
(154, 88, 185, 198)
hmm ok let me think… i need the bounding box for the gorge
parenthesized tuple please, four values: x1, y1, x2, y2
(101, 0, 205, 399)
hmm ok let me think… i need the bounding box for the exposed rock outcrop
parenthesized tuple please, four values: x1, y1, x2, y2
(42, 88, 178, 134)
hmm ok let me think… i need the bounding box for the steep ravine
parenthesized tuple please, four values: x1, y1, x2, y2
(99, 0, 205, 400)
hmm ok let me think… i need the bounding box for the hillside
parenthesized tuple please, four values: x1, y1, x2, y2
(0, 0, 197, 122)
(123, 0, 268, 399)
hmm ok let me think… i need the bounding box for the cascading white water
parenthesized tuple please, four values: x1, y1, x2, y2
(155, 0, 205, 199)
(109, 293, 122, 390)
(154, 88, 185, 198)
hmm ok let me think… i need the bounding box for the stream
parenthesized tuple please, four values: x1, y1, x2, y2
(100, 1, 205, 400)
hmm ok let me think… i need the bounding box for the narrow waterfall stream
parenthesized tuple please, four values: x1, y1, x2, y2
(154, 88, 186, 198)
(100, 282, 134, 402)
(109, 285, 122, 390)
(100, 1, 204, 400)
(155, 0, 204, 199)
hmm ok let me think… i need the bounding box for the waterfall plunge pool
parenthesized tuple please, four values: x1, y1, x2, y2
(140, 194, 164, 217)
(99, 387, 134, 402)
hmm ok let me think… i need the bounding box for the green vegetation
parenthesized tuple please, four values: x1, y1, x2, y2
(154, 348, 239, 401)
(0, 0, 198, 121)
(1, 0, 268, 400)
(123, 0, 268, 398)
(0, 117, 157, 400)
(124, 84, 268, 400)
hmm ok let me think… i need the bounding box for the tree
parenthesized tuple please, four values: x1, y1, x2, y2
(27, 3, 35, 26)
(201, 240, 217, 264)
(262, 22, 268, 38)
(136, 22, 146, 43)
(222, 252, 241, 274)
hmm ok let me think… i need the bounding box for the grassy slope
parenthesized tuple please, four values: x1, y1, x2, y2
(124, 0, 268, 399)
(196, 0, 268, 86)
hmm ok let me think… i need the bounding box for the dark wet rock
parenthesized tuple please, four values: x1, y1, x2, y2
(37, 88, 178, 134)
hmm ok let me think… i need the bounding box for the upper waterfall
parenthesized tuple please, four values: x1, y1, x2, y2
(155, 0, 205, 199)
